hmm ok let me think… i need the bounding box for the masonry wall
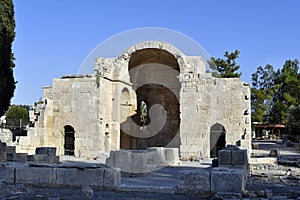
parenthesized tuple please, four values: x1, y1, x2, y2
(15, 41, 251, 160)
(179, 73, 251, 159)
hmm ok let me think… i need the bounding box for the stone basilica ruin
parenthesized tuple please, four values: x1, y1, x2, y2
(16, 41, 251, 160)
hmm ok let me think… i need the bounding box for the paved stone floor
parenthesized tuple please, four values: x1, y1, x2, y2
(0, 184, 202, 200)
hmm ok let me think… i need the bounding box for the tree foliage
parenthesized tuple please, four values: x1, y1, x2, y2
(208, 50, 242, 78)
(5, 105, 29, 127)
(251, 59, 300, 137)
(251, 64, 277, 123)
(287, 105, 300, 136)
(270, 59, 300, 124)
(0, 0, 16, 116)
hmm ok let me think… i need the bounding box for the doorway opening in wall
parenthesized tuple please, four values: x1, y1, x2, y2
(210, 123, 226, 158)
(64, 125, 75, 156)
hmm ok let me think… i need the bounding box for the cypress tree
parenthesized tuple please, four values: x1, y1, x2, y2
(0, 0, 16, 116)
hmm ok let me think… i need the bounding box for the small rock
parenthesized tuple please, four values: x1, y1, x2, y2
(257, 190, 266, 197)
(248, 192, 257, 198)
(269, 149, 280, 157)
(265, 189, 272, 199)
(81, 186, 93, 198)
(242, 190, 249, 197)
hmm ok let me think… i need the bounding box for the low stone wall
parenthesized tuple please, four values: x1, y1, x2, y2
(0, 164, 121, 190)
(1, 144, 59, 163)
(177, 145, 249, 198)
(106, 147, 180, 174)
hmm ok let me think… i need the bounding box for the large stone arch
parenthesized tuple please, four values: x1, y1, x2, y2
(118, 41, 183, 150)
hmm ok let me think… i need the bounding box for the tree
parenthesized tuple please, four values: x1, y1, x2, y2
(5, 105, 29, 127)
(251, 64, 278, 123)
(287, 105, 300, 136)
(208, 50, 242, 78)
(270, 59, 300, 125)
(0, 0, 16, 116)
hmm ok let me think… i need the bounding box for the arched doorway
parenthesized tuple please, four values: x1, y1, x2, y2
(123, 48, 180, 149)
(120, 88, 132, 149)
(64, 125, 75, 156)
(210, 123, 226, 158)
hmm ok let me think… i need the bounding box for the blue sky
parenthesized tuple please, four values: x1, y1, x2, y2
(12, 0, 300, 105)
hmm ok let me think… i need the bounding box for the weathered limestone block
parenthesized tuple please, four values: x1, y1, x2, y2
(211, 167, 245, 195)
(177, 169, 211, 197)
(106, 148, 180, 174)
(106, 150, 132, 173)
(131, 151, 148, 173)
(165, 148, 180, 165)
(0, 142, 7, 152)
(36, 147, 56, 156)
(0, 152, 7, 161)
(103, 168, 121, 189)
(56, 168, 104, 188)
(32, 154, 59, 163)
(218, 145, 248, 166)
(15, 166, 121, 189)
(32, 147, 59, 163)
(0, 167, 15, 183)
(218, 150, 231, 165)
(147, 147, 166, 166)
(0, 143, 7, 161)
(16, 167, 56, 186)
(6, 153, 16, 161)
(6, 146, 16, 154)
(15, 153, 28, 161)
(231, 149, 247, 165)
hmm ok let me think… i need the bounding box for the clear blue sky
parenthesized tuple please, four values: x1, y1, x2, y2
(12, 0, 300, 105)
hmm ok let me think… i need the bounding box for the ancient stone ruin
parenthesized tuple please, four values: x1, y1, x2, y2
(14, 41, 251, 160)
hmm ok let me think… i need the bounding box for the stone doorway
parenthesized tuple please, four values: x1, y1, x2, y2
(64, 125, 75, 156)
(210, 123, 226, 158)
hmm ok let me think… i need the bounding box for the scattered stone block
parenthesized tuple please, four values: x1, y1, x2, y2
(231, 149, 247, 165)
(0, 167, 15, 183)
(265, 189, 272, 199)
(35, 147, 56, 156)
(211, 167, 245, 195)
(6, 153, 16, 161)
(177, 169, 211, 197)
(15, 165, 121, 189)
(103, 168, 121, 189)
(0, 142, 7, 152)
(55, 168, 102, 188)
(0, 152, 7, 161)
(106, 148, 179, 174)
(16, 166, 56, 186)
(257, 190, 266, 197)
(218, 150, 232, 165)
(269, 149, 280, 157)
(6, 146, 16, 154)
